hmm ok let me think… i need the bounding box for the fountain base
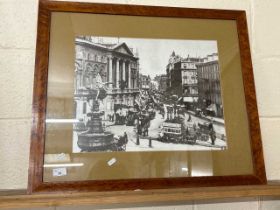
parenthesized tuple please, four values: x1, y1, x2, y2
(78, 131, 115, 152)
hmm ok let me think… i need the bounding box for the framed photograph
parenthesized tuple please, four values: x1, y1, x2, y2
(28, 0, 266, 193)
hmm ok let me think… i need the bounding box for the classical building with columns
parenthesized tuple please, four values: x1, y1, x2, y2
(74, 36, 140, 121)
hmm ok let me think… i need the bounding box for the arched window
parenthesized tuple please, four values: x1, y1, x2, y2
(99, 66, 107, 81)
(93, 64, 99, 78)
(83, 70, 90, 88)
(84, 63, 94, 88)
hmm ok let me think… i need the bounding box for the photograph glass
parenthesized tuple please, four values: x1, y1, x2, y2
(26, 1, 266, 193)
(73, 36, 227, 153)
(41, 11, 257, 184)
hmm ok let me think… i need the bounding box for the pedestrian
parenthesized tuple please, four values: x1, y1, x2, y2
(208, 118, 215, 145)
(193, 122, 197, 131)
(208, 118, 214, 130)
(161, 109, 165, 119)
(210, 130, 216, 145)
(187, 114, 192, 122)
(123, 132, 128, 144)
(107, 114, 111, 121)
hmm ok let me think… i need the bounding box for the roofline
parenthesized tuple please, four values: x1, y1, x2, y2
(75, 38, 137, 60)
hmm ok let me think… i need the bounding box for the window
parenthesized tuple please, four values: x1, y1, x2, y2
(83, 102, 87, 114)
(83, 52, 87, 59)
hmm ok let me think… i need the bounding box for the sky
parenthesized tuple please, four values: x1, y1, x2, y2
(91, 37, 218, 78)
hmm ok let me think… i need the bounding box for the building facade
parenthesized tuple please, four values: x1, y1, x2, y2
(154, 74, 168, 92)
(181, 57, 203, 96)
(180, 57, 203, 106)
(196, 53, 223, 117)
(74, 36, 140, 121)
(166, 51, 182, 93)
(166, 52, 202, 106)
(139, 74, 151, 91)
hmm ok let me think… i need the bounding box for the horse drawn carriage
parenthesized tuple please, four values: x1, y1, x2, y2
(159, 122, 183, 143)
(114, 132, 128, 151)
(114, 104, 128, 125)
(158, 118, 216, 145)
(115, 114, 125, 125)
(184, 122, 197, 144)
(196, 122, 216, 145)
(137, 111, 151, 136)
(126, 109, 138, 126)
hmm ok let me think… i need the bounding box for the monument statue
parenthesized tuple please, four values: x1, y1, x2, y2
(77, 74, 116, 152)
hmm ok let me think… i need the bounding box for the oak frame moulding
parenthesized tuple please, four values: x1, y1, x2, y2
(28, 0, 266, 193)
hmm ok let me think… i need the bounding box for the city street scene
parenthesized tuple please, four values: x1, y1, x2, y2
(72, 36, 227, 153)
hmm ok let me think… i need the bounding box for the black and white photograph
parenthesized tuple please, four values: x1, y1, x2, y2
(73, 36, 227, 153)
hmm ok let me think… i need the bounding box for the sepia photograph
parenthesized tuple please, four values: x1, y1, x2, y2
(72, 36, 227, 153)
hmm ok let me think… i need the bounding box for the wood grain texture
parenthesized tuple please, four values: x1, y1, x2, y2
(28, 0, 266, 194)
(2, 182, 280, 209)
(236, 12, 267, 184)
(28, 0, 51, 194)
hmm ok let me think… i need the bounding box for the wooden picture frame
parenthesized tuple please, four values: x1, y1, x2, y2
(28, 0, 266, 194)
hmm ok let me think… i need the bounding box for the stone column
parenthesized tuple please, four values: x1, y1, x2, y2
(81, 70, 84, 88)
(78, 71, 82, 89)
(122, 61, 126, 81)
(128, 62, 131, 89)
(116, 58, 119, 88)
(108, 56, 113, 88)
